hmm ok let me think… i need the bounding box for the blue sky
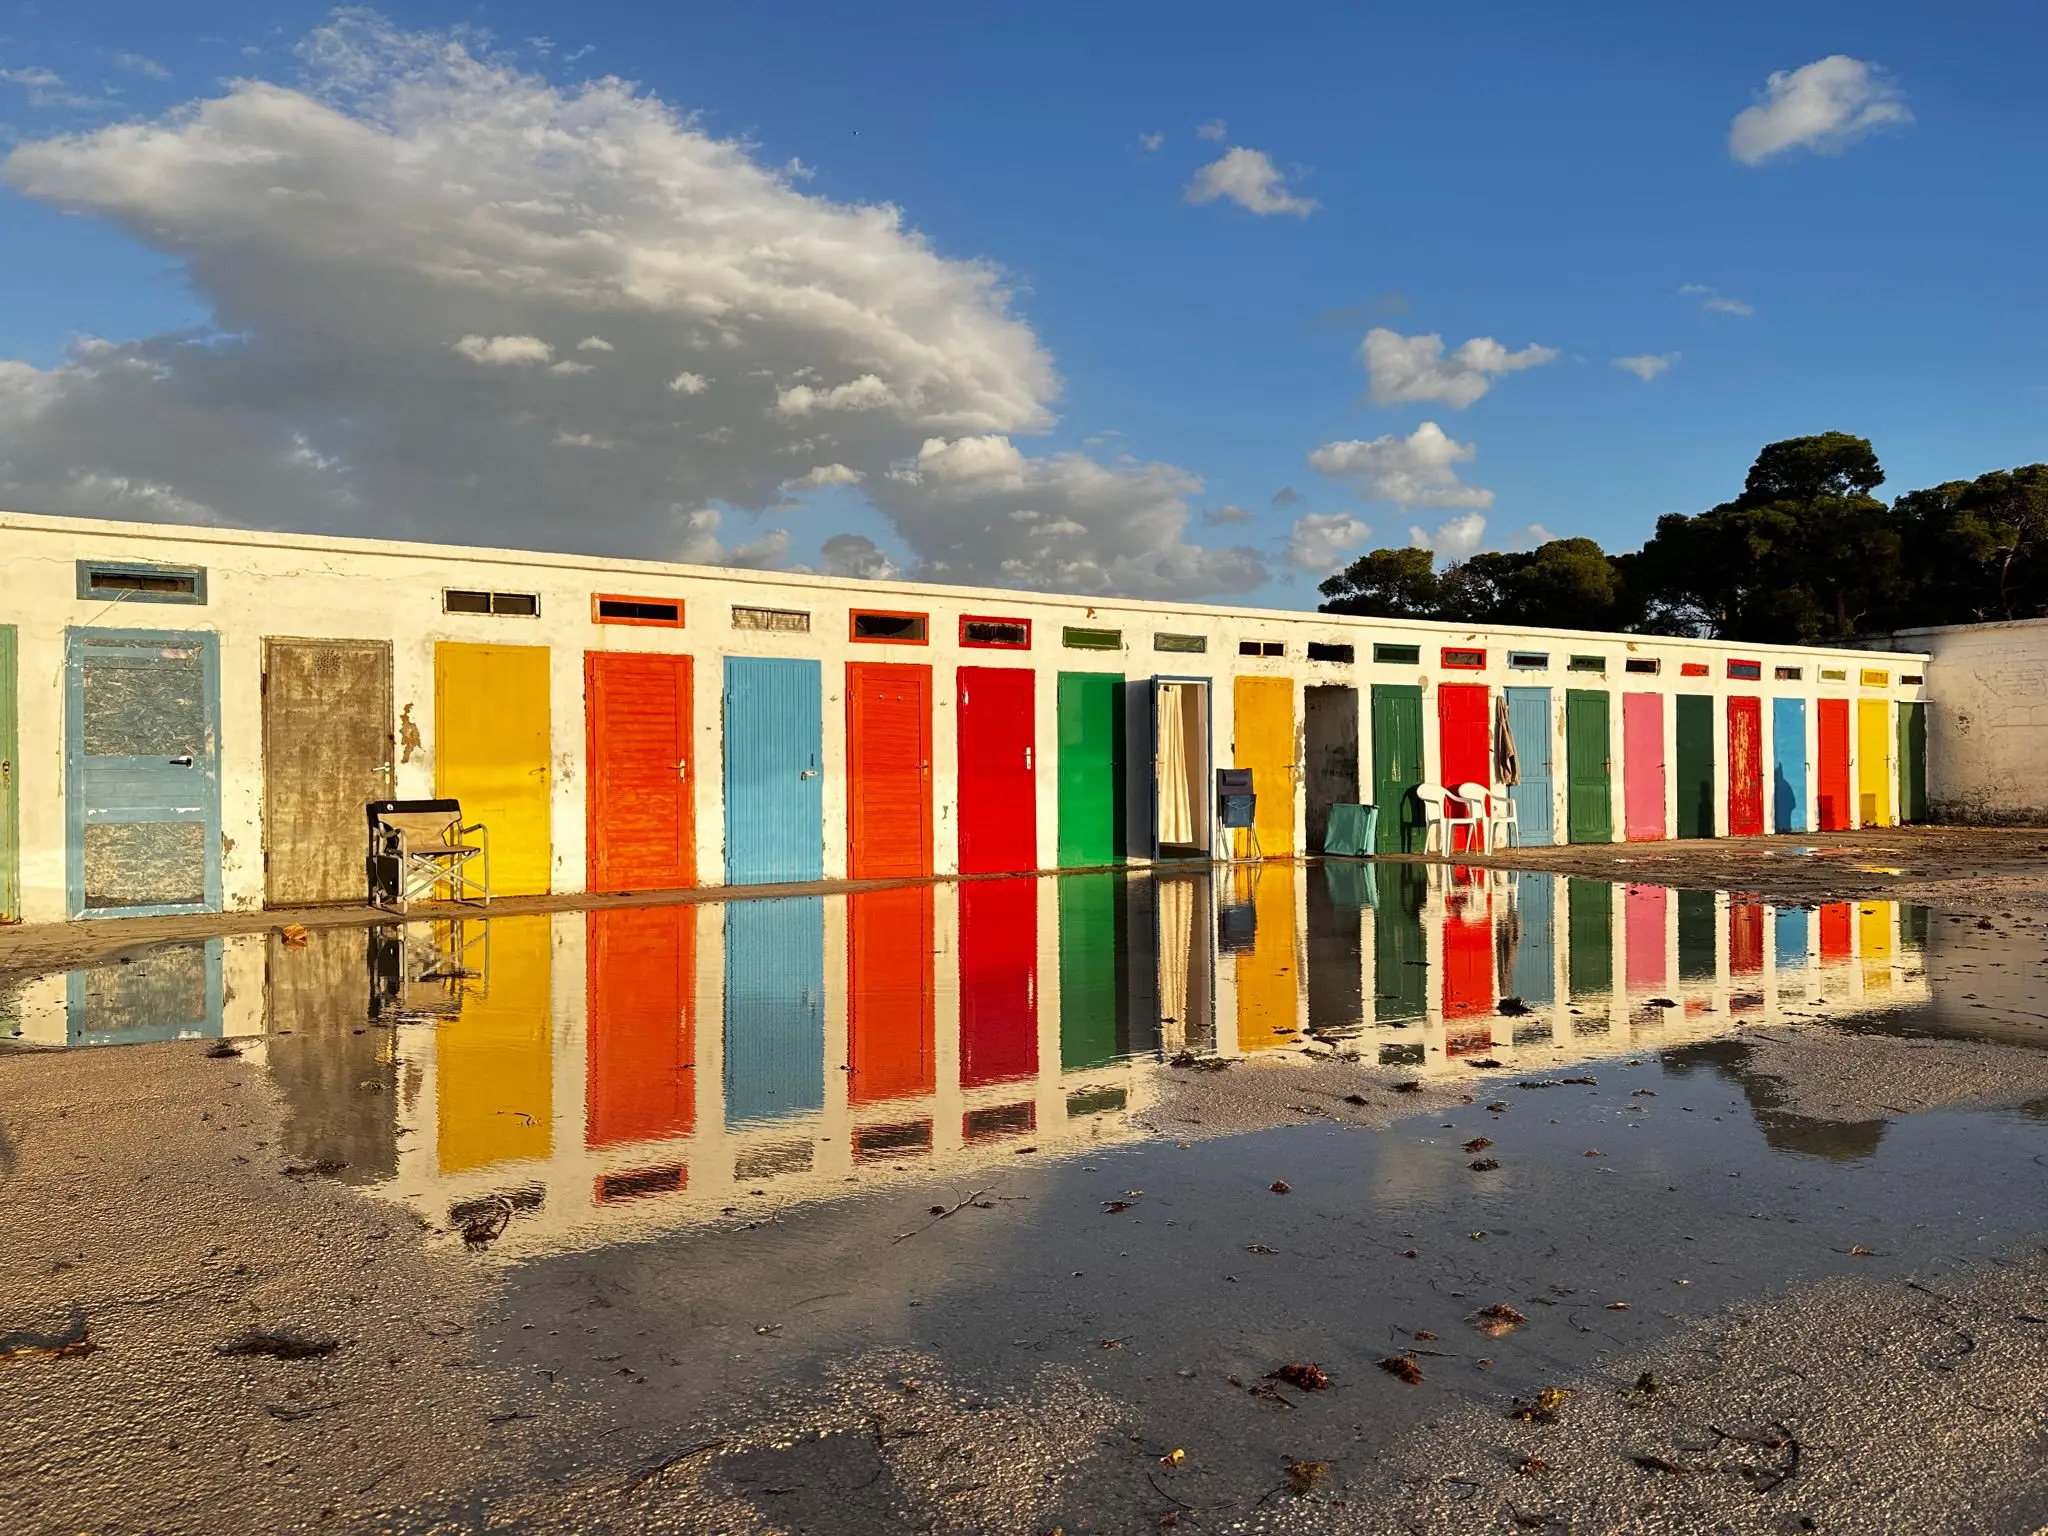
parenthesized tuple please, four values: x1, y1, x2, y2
(1, 1, 2042, 605)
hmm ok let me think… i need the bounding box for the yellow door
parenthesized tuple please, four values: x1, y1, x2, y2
(1232, 864, 1301, 1050)
(436, 915, 553, 1174)
(436, 642, 552, 895)
(1232, 676, 1296, 856)
(1855, 700, 1892, 827)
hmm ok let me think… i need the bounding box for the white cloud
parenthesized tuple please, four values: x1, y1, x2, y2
(0, 14, 1257, 594)
(575, 335, 613, 352)
(1408, 512, 1488, 562)
(1196, 119, 1227, 141)
(1202, 503, 1256, 526)
(1286, 511, 1371, 571)
(112, 52, 171, 81)
(1307, 422, 1494, 510)
(1138, 131, 1164, 152)
(1501, 522, 1555, 551)
(1679, 284, 1754, 317)
(1185, 147, 1317, 217)
(820, 532, 898, 581)
(1360, 327, 1557, 408)
(549, 359, 593, 376)
(783, 462, 863, 491)
(1612, 351, 1678, 382)
(454, 333, 553, 366)
(0, 65, 109, 110)
(1729, 55, 1910, 165)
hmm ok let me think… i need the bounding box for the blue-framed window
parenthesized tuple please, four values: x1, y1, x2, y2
(76, 559, 207, 605)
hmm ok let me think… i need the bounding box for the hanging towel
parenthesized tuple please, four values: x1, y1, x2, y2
(1493, 693, 1520, 787)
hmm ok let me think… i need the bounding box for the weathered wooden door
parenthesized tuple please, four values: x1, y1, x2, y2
(67, 629, 222, 917)
(263, 639, 393, 906)
(1504, 687, 1553, 846)
(1302, 685, 1359, 852)
(0, 624, 16, 922)
(1622, 692, 1666, 841)
(723, 657, 823, 885)
(1232, 676, 1296, 856)
(958, 666, 1036, 874)
(1726, 696, 1764, 836)
(1056, 672, 1125, 867)
(1816, 699, 1852, 830)
(846, 661, 932, 879)
(1772, 697, 1807, 833)
(585, 652, 694, 893)
(1370, 684, 1424, 852)
(1674, 694, 1714, 839)
(1563, 690, 1612, 845)
(1897, 702, 1928, 822)
(435, 643, 552, 896)
(1856, 700, 1892, 826)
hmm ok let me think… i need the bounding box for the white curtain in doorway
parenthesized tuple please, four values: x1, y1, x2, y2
(1157, 684, 1197, 847)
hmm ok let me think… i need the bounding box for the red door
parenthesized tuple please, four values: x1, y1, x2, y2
(958, 667, 1037, 874)
(585, 652, 694, 891)
(1437, 683, 1490, 851)
(848, 886, 935, 1103)
(960, 877, 1037, 1086)
(585, 907, 695, 1147)
(847, 662, 932, 879)
(1817, 699, 1851, 831)
(1727, 696, 1764, 836)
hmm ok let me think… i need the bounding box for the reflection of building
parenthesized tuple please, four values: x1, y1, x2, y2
(4, 866, 1934, 1257)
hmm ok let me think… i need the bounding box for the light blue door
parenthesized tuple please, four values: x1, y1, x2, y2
(724, 897, 824, 1127)
(723, 657, 823, 885)
(1772, 697, 1807, 833)
(67, 939, 224, 1046)
(1505, 687, 1553, 845)
(1509, 871, 1556, 1004)
(66, 629, 222, 918)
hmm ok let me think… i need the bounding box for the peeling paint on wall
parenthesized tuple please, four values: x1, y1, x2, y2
(398, 703, 421, 764)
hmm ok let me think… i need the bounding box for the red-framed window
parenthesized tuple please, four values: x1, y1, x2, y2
(1680, 661, 1709, 677)
(959, 614, 1031, 649)
(850, 609, 929, 644)
(592, 593, 685, 627)
(1727, 659, 1762, 680)
(1441, 647, 1486, 670)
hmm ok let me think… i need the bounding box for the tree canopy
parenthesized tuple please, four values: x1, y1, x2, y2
(1316, 433, 2048, 641)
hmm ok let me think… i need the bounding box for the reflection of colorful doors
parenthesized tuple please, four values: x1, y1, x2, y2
(1625, 884, 1667, 989)
(436, 642, 551, 896)
(1674, 694, 1713, 839)
(1856, 700, 1892, 826)
(1678, 890, 1716, 979)
(585, 652, 693, 892)
(958, 667, 1036, 874)
(1730, 900, 1764, 975)
(1564, 691, 1613, 845)
(1374, 862, 1428, 1020)
(0, 624, 13, 922)
(1819, 901, 1853, 961)
(961, 878, 1037, 1085)
(438, 916, 552, 1173)
(1622, 693, 1665, 841)
(1817, 699, 1851, 831)
(1504, 687, 1553, 845)
(847, 662, 932, 878)
(1233, 865, 1301, 1049)
(1233, 676, 1296, 855)
(849, 886, 934, 1101)
(1566, 878, 1611, 996)
(724, 898, 824, 1126)
(1508, 871, 1555, 1005)
(586, 907, 695, 1147)
(1371, 685, 1425, 852)
(1442, 880, 1492, 1018)
(1059, 872, 1128, 1068)
(1056, 672, 1124, 867)
(1727, 697, 1764, 836)
(1773, 697, 1807, 833)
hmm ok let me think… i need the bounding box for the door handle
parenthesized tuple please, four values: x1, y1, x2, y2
(799, 768, 818, 780)
(1024, 747, 1033, 770)
(169, 755, 194, 767)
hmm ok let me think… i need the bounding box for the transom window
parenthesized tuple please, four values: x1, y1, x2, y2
(1307, 642, 1355, 664)
(1567, 654, 1606, 673)
(734, 605, 810, 632)
(445, 589, 539, 616)
(1859, 668, 1889, 687)
(850, 609, 928, 644)
(77, 559, 206, 604)
(1063, 626, 1122, 650)
(1775, 666, 1802, 681)
(593, 594, 683, 626)
(1727, 659, 1763, 680)
(1238, 640, 1284, 657)
(1373, 643, 1421, 665)
(1154, 632, 1207, 654)
(960, 615, 1030, 649)
(1624, 658, 1660, 675)
(1441, 647, 1486, 669)
(1507, 651, 1549, 670)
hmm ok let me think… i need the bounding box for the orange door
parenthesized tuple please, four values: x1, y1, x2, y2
(1816, 699, 1851, 831)
(585, 906, 696, 1147)
(586, 652, 694, 891)
(847, 662, 933, 878)
(848, 886, 935, 1103)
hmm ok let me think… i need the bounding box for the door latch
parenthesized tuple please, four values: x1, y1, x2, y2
(169, 755, 194, 767)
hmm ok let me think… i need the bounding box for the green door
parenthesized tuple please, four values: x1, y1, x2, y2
(1897, 702, 1928, 823)
(1370, 684, 1424, 852)
(1564, 689, 1613, 844)
(1674, 694, 1713, 839)
(0, 624, 16, 923)
(1057, 672, 1126, 866)
(1567, 877, 1612, 998)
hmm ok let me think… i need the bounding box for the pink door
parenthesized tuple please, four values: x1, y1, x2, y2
(1622, 693, 1666, 841)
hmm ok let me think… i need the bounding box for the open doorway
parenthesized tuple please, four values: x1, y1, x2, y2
(1151, 678, 1212, 859)
(1303, 685, 1359, 852)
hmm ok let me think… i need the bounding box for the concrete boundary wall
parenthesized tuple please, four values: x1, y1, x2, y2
(1862, 620, 2044, 825)
(0, 511, 1930, 923)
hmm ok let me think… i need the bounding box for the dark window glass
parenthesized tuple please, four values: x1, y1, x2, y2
(596, 597, 681, 623)
(1442, 648, 1485, 669)
(444, 590, 493, 613)
(1307, 642, 1354, 664)
(962, 618, 1030, 648)
(1727, 660, 1762, 680)
(852, 611, 926, 642)
(1373, 643, 1421, 665)
(1063, 626, 1121, 650)
(1625, 658, 1659, 674)
(1568, 655, 1605, 673)
(491, 592, 540, 616)
(77, 560, 207, 604)
(1507, 651, 1548, 670)
(1774, 666, 1802, 681)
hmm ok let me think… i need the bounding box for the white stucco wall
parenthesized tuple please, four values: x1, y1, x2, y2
(1871, 620, 2046, 822)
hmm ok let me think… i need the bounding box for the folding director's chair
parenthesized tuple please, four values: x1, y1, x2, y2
(366, 799, 490, 914)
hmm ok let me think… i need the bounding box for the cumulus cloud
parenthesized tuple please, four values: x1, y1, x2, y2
(1196, 119, 1227, 141)
(1612, 351, 1678, 381)
(1409, 512, 1488, 561)
(1286, 511, 1371, 571)
(1360, 327, 1557, 408)
(1729, 55, 1910, 164)
(1307, 422, 1493, 510)
(819, 532, 897, 580)
(1138, 131, 1164, 152)
(1202, 503, 1256, 526)
(0, 13, 1261, 595)
(782, 462, 863, 491)
(112, 52, 171, 80)
(1185, 147, 1316, 217)
(1679, 284, 1753, 317)
(0, 65, 110, 111)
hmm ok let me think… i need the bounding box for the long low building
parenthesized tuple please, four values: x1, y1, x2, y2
(0, 510, 1929, 923)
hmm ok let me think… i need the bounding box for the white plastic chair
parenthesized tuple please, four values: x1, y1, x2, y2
(1414, 785, 1450, 854)
(1487, 784, 1521, 849)
(1450, 782, 1490, 854)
